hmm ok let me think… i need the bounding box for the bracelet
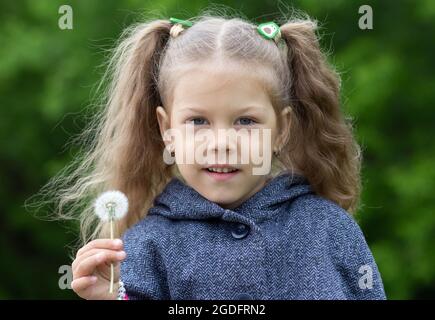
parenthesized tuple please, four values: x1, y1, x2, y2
(117, 281, 128, 300)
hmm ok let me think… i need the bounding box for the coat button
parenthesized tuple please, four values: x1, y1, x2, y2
(236, 293, 252, 300)
(231, 223, 249, 239)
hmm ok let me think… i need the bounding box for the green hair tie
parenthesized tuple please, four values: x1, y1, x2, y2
(169, 18, 281, 43)
(257, 21, 281, 43)
(169, 17, 193, 28)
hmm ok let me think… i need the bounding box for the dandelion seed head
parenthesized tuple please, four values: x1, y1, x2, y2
(94, 190, 129, 221)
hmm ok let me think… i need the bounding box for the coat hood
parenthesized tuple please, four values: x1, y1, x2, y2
(148, 170, 313, 228)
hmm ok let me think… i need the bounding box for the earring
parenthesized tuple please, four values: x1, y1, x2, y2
(169, 144, 175, 157)
(162, 144, 176, 166)
(273, 148, 280, 157)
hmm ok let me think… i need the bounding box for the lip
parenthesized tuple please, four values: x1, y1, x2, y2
(204, 164, 238, 169)
(202, 167, 240, 181)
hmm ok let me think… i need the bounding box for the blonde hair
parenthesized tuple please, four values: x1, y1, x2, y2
(27, 10, 362, 256)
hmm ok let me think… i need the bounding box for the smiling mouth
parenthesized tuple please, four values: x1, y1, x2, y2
(202, 165, 240, 182)
(204, 167, 239, 173)
(202, 165, 241, 180)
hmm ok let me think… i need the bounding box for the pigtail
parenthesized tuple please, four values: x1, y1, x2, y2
(27, 19, 177, 254)
(97, 20, 175, 236)
(280, 20, 362, 213)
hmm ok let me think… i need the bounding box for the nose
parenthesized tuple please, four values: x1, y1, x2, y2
(205, 127, 238, 161)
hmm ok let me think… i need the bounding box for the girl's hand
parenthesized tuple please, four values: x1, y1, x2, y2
(71, 239, 126, 300)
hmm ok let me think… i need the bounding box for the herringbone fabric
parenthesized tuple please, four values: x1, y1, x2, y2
(121, 171, 386, 300)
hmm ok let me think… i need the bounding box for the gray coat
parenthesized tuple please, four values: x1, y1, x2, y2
(121, 171, 386, 300)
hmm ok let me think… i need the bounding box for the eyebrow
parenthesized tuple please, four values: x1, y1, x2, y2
(178, 105, 266, 113)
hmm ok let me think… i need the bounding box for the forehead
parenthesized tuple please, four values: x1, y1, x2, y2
(166, 62, 277, 111)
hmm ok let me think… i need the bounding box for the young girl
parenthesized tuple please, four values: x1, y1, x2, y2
(63, 13, 386, 300)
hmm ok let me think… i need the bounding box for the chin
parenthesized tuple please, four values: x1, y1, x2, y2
(204, 192, 238, 207)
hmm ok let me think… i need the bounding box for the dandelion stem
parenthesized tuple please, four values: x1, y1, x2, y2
(109, 205, 115, 294)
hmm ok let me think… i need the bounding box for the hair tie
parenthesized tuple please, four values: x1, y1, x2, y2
(168, 17, 281, 44)
(169, 17, 193, 38)
(257, 22, 281, 44)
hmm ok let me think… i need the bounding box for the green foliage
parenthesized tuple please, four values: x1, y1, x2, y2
(1, 0, 434, 299)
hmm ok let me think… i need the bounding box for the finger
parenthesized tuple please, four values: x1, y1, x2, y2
(74, 251, 126, 278)
(76, 239, 123, 257)
(73, 248, 126, 273)
(71, 276, 98, 293)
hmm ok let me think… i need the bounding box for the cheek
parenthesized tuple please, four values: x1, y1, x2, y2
(171, 124, 194, 152)
(248, 128, 273, 157)
(172, 128, 210, 166)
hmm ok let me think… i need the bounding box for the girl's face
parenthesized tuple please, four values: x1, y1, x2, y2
(157, 63, 291, 209)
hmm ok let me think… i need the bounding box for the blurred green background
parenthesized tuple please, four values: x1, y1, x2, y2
(1, 0, 434, 299)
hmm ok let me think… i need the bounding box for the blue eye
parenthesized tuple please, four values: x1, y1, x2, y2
(188, 118, 208, 125)
(237, 117, 257, 125)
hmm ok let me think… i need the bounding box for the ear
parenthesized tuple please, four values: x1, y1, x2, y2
(156, 106, 172, 147)
(274, 106, 292, 153)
